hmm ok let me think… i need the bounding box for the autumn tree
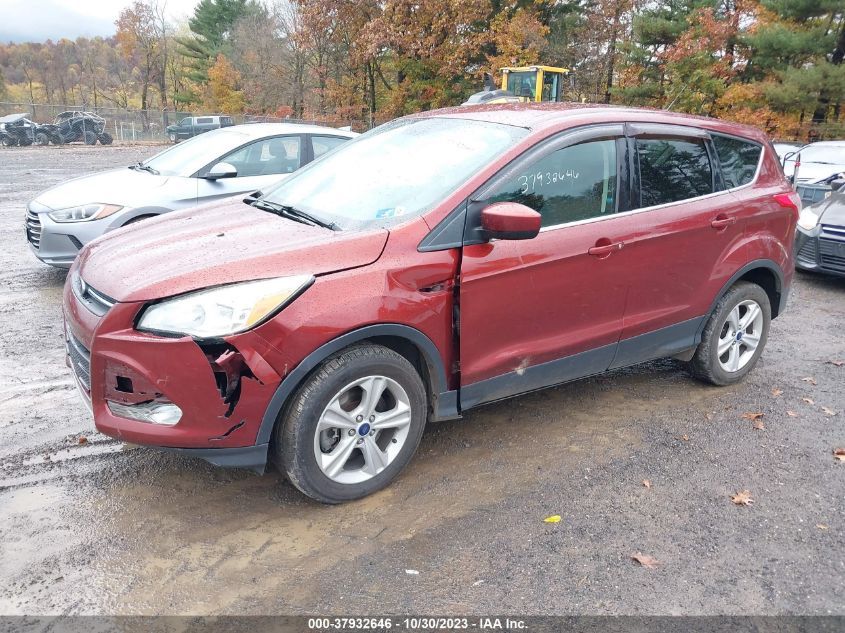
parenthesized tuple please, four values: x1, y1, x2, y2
(205, 53, 245, 112)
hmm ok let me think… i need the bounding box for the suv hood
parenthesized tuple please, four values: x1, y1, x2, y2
(33, 168, 170, 210)
(77, 197, 388, 302)
(812, 192, 845, 226)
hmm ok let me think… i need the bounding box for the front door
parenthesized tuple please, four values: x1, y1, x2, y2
(459, 125, 631, 408)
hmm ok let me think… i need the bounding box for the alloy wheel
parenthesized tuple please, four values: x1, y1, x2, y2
(717, 299, 763, 373)
(313, 375, 412, 485)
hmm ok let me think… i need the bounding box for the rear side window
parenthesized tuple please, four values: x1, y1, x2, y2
(487, 139, 618, 227)
(312, 135, 348, 159)
(196, 117, 213, 124)
(637, 137, 713, 207)
(712, 135, 762, 188)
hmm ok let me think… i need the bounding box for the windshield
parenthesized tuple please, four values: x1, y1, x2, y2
(142, 128, 253, 176)
(261, 117, 527, 229)
(787, 145, 845, 165)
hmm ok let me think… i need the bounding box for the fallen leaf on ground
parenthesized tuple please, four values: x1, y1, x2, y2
(834, 448, 845, 462)
(826, 360, 844, 367)
(753, 420, 765, 430)
(631, 553, 660, 569)
(802, 397, 815, 405)
(742, 412, 764, 421)
(680, 434, 690, 441)
(816, 524, 829, 530)
(822, 407, 837, 416)
(78, 436, 88, 445)
(802, 376, 817, 385)
(731, 490, 754, 506)
(642, 479, 652, 489)
(786, 410, 798, 417)
(771, 388, 783, 397)
(472, 580, 485, 586)
(543, 515, 562, 523)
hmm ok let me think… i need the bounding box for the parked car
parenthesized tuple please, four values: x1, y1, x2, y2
(782, 140, 845, 183)
(62, 104, 798, 503)
(27, 123, 355, 267)
(166, 115, 233, 142)
(34, 111, 113, 145)
(772, 141, 802, 160)
(795, 184, 845, 278)
(0, 113, 37, 146)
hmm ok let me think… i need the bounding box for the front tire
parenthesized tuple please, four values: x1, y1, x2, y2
(688, 281, 771, 386)
(169, 132, 177, 143)
(275, 344, 427, 504)
(97, 132, 113, 145)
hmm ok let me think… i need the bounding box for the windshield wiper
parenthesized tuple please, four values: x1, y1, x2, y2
(130, 162, 159, 175)
(249, 199, 339, 231)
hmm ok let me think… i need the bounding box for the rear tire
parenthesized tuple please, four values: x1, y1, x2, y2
(35, 132, 50, 146)
(97, 132, 113, 145)
(688, 281, 771, 386)
(83, 131, 97, 145)
(275, 344, 427, 504)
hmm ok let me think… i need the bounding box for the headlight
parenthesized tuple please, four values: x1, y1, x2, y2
(797, 208, 820, 231)
(137, 275, 314, 338)
(48, 203, 123, 223)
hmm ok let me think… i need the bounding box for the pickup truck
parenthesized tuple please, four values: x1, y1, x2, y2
(166, 115, 234, 142)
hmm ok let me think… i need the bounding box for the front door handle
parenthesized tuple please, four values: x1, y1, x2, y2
(711, 215, 737, 230)
(588, 241, 624, 257)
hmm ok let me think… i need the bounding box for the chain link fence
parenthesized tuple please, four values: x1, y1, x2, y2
(0, 102, 351, 144)
(3, 101, 843, 145)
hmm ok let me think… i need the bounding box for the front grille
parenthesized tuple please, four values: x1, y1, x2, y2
(25, 208, 41, 249)
(66, 329, 91, 392)
(819, 239, 845, 272)
(821, 224, 845, 240)
(72, 272, 115, 316)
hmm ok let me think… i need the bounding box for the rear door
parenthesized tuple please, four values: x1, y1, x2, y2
(610, 124, 749, 368)
(458, 125, 632, 408)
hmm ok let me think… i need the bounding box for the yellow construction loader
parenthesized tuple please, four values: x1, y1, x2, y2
(463, 65, 570, 105)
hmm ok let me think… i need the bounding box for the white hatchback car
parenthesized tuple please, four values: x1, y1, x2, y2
(26, 123, 356, 267)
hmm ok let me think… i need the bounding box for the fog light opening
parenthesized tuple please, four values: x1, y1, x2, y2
(107, 400, 182, 426)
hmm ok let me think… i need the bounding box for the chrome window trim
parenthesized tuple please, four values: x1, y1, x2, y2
(538, 131, 766, 234)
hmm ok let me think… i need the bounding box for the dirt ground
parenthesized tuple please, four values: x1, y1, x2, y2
(0, 145, 843, 616)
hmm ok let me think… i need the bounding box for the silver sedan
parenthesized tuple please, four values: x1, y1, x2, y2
(25, 123, 356, 267)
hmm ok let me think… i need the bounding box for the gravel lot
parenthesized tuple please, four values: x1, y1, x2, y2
(0, 145, 843, 616)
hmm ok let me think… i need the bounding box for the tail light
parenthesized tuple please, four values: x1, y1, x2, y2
(774, 191, 801, 217)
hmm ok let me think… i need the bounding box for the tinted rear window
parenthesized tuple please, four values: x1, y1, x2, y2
(637, 137, 713, 207)
(713, 135, 762, 188)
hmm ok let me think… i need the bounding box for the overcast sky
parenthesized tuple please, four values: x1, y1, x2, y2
(0, 0, 201, 43)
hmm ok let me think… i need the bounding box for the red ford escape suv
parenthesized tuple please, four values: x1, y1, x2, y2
(63, 104, 799, 503)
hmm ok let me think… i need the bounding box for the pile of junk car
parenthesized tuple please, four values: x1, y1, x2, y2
(36, 111, 113, 145)
(0, 113, 38, 146)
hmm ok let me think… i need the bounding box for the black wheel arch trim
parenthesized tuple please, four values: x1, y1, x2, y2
(699, 259, 787, 336)
(256, 324, 454, 445)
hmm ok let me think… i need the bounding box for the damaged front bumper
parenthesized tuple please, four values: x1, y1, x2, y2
(63, 275, 287, 472)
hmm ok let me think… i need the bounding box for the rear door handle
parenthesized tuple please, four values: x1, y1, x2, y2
(588, 242, 624, 257)
(711, 215, 737, 229)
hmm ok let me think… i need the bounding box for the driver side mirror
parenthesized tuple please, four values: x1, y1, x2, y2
(830, 178, 845, 192)
(204, 162, 237, 180)
(480, 202, 541, 241)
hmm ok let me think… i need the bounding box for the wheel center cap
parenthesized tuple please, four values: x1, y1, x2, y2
(736, 331, 743, 341)
(358, 422, 371, 436)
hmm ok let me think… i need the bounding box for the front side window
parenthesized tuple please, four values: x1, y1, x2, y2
(196, 117, 213, 124)
(312, 135, 348, 159)
(713, 135, 762, 188)
(637, 137, 713, 207)
(506, 72, 537, 99)
(179, 117, 190, 126)
(223, 136, 301, 177)
(486, 139, 618, 227)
